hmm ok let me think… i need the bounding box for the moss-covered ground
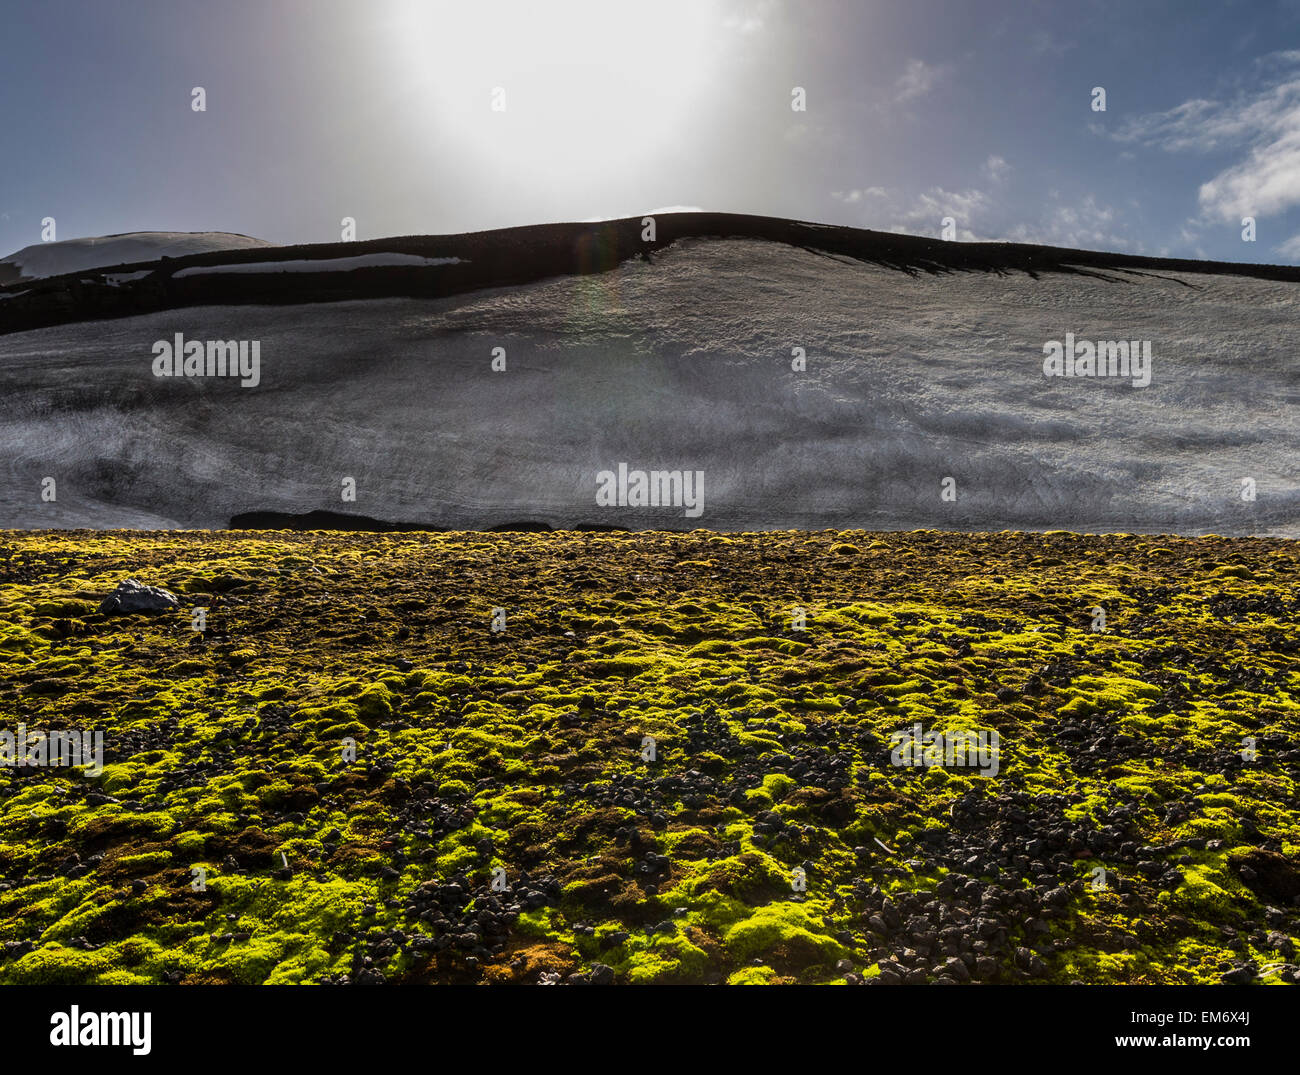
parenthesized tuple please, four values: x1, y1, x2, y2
(0, 528, 1296, 985)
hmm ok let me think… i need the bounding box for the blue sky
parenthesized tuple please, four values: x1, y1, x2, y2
(4, 0, 1300, 262)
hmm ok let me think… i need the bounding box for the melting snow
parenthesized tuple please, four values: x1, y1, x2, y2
(103, 271, 153, 286)
(172, 254, 465, 277)
(0, 232, 274, 281)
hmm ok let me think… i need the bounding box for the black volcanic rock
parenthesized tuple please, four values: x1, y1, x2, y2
(229, 509, 446, 533)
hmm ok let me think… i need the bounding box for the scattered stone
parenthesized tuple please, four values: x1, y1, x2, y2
(98, 578, 180, 614)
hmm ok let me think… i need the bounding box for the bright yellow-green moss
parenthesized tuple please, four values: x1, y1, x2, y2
(0, 528, 1295, 986)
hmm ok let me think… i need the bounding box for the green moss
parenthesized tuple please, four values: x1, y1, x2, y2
(723, 903, 847, 967)
(355, 684, 394, 721)
(32, 598, 98, 617)
(116, 851, 172, 869)
(3, 944, 115, 984)
(727, 965, 780, 985)
(0, 527, 1295, 984)
(1161, 857, 1252, 921)
(621, 933, 710, 983)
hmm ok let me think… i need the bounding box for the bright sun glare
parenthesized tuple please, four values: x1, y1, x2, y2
(386, 0, 724, 185)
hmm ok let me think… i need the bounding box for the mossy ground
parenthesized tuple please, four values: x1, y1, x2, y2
(0, 528, 1296, 985)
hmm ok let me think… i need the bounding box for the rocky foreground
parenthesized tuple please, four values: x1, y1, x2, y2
(0, 528, 1297, 985)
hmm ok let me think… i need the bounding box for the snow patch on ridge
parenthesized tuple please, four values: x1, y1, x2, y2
(0, 232, 274, 281)
(172, 254, 465, 277)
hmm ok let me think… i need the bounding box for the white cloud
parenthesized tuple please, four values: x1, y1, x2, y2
(893, 59, 948, 104)
(832, 187, 887, 204)
(1275, 232, 1300, 258)
(1004, 195, 1137, 252)
(1110, 53, 1300, 223)
(833, 178, 1134, 253)
(1027, 29, 1072, 57)
(1112, 98, 1225, 151)
(868, 185, 992, 241)
(1197, 126, 1300, 221)
(982, 155, 1011, 184)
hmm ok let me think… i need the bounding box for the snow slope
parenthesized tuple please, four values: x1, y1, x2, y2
(0, 232, 274, 283)
(0, 237, 1296, 533)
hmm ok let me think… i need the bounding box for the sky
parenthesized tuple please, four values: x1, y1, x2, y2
(4, 0, 1300, 262)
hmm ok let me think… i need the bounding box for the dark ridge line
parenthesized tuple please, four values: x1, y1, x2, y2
(19, 523, 1290, 541)
(3, 211, 1299, 336)
(229, 509, 447, 533)
(227, 509, 631, 533)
